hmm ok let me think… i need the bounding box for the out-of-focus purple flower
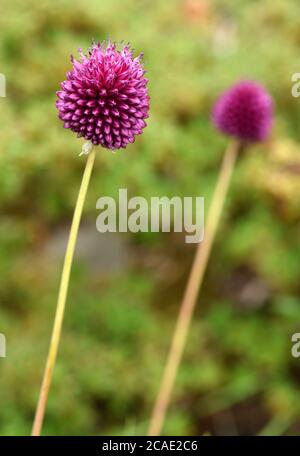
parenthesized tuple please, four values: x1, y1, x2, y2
(56, 42, 149, 150)
(212, 80, 273, 142)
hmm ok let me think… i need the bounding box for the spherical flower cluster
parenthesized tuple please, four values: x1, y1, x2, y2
(56, 42, 149, 150)
(212, 80, 273, 142)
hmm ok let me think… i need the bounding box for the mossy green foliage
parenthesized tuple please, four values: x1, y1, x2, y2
(0, 0, 300, 436)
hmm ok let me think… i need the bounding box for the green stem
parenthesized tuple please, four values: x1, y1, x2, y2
(32, 148, 96, 436)
(148, 140, 240, 436)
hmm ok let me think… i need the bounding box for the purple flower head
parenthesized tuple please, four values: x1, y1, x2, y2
(56, 42, 149, 150)
(212, 80, 273, 142)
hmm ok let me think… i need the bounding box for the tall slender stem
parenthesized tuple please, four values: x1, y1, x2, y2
(32, 148, 96, 436)
(148, 140, 240, 436)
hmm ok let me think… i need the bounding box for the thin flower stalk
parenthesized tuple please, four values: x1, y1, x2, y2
(32, 148, 96, 436)
(148, 140, 240, 436)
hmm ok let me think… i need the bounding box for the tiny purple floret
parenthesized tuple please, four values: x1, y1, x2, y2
(56, 42, 149, 150)
(212, 80, 273, 142)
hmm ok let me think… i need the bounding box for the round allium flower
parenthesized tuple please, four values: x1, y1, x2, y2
(212, 80, 273, 142)
(56, 42, 149, 150)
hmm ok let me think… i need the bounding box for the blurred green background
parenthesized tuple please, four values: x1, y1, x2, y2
(1, 0, 300, 436)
